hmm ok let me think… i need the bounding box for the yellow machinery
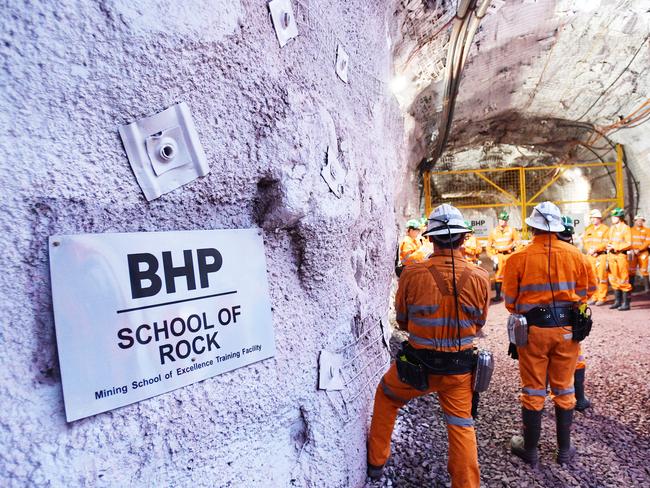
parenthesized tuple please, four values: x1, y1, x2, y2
(423, 144, 625, 240)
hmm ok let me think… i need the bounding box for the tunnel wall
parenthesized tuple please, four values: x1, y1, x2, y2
(614, 127, 649, 218)
(0, 1, 406, 486)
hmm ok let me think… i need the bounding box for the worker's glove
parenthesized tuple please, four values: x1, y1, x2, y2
(627, 250, 634, 256)
(507, 343, 519, 360)
(492, 256, 499, 265)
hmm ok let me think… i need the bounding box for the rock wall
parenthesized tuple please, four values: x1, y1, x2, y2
(0, 1, 407, 486)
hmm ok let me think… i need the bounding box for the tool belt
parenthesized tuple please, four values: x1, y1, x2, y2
(524, 306, 573, 327)
(594, 251, 607, 256)
(609, 250, 625, 255)
(396, 342, 475, 391)
(496, 249, 514, 255)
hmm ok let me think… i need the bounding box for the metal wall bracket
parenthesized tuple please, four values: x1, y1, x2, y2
(321, 146, 345, 198)
(269, 0, 299, 47)
(119, 102, 209, 201)
(318, 350, 344, 391)
(335, 45, 349, 83)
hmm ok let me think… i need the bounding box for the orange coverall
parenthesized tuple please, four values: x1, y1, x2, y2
(607, 222, 632, 292)
(487, 225, 519, 283)
(502, 234, 596, 411)
(368, 251, 489, 488)
(582, 223, 609, 302)
(629, 225, 649, 277)
(399, 236, 432, 266)
(461, 234, 482, 264)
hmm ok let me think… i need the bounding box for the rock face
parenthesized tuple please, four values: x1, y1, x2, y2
(0, 1, 407, 486)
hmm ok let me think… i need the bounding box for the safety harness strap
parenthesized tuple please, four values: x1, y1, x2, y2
(427, 264, 473, 296)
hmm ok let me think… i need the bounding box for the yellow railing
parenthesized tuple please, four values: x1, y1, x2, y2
(423, 145, 625, 236)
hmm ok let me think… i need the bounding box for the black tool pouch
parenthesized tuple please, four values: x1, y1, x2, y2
(507, 342, 519, 360)
(471, 392, 480, 419)
(395, 343, 429, 391)
(571, 306, 593, 342)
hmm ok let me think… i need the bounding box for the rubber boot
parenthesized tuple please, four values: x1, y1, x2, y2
(492, 282, 503, 303)
(618, 291, 631, 311)
(367, 463, 384, 480)
(555, 407, 576, 465)
(574, 369, 591, 412)
(629, 275, 636, 293)
(511, 408, 542, 467)
(644, 276, 650, 293)
(609, 289, 622, 309)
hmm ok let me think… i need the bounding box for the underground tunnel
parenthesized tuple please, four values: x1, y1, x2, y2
(1, 1, 648, 487)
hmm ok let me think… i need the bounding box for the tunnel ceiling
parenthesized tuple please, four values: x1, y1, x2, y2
(392, 0, 650, 169)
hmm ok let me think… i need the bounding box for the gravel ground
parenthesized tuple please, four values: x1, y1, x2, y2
(367, 291, 650, 487)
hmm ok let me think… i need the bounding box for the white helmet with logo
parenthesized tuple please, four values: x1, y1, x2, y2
(422, 204, 471, 239)
(526, 201, 564, 232)
(589, 209, 602, 218)
(634, 214, 645, 221)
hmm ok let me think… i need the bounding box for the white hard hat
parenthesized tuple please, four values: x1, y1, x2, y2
(526, 201, 564, 232)
(422, 204, 470, 237)
(635, 214, 645, 221)
(589, 209, 602, 218)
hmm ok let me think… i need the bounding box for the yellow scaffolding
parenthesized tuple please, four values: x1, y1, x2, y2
(423, 144, 625, 237)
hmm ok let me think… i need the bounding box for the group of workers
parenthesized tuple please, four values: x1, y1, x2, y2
(398, 207, 650, 309)
(583, 208, 649, 310)
(370, 201, 646, 487)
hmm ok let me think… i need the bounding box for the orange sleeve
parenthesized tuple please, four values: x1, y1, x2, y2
(395, 270, 409, 330)
(594, 226, 609, 252)
(501, 254, 519, 313)
(581, 255, 597, 301)
(511, 229, 520, 249)
(486, 231, 496, 256)
(399, 238, 418, 263)
(477, 270, 490, 328)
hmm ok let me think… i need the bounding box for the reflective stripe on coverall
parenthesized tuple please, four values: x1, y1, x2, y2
(502, 234, 596, 411)
(607, 222, 632, 292)
(461, 234, 482, 264)
(369, 251, 489, 488)
(583, 223, 609, 301)
(629, 226, 650, 277)
(487, 225, 519, 283)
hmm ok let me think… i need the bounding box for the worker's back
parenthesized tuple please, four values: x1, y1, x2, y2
(502, 234, 595, 314)
(396, 251, 489, 352)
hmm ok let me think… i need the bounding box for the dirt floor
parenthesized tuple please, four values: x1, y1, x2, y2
(367, 290, 650, 487)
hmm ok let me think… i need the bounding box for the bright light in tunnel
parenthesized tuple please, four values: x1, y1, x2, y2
(564, 167, 583, 182)
(562, 167, 590, 217)
(389, 75, 409, 95)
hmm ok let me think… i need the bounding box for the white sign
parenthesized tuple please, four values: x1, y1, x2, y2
(49, 229, 275, 422)
(468, 217, 492, 237)
(567, 214, 585, 238)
